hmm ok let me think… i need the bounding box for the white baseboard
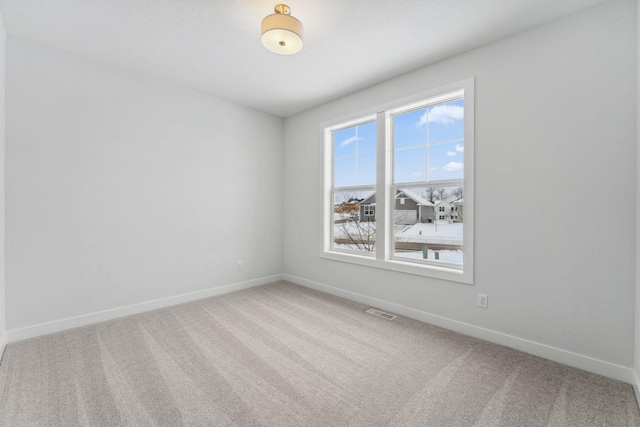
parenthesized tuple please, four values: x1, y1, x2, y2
(633, 370, 640, 409)
(0, 331, 6, 362)
(283, 274, 634, 384)
(7, 274, 283, 343)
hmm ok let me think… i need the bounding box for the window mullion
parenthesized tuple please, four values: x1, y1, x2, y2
(375, 111, 388, 261)
(354, 125, 359, 185)
(425, 106, 430, 182)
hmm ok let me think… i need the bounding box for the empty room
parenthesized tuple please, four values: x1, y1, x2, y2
(0, 0, 639, 425)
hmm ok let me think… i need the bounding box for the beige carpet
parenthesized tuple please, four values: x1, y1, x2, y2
(0, 281, 638, 426)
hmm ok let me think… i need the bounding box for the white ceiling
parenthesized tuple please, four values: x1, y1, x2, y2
(0, 0, 607, 117)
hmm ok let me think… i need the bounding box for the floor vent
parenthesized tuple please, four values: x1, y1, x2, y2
(366, 308, 396, 320)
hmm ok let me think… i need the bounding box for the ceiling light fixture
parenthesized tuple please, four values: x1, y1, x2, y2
(261, 4, 303, 55)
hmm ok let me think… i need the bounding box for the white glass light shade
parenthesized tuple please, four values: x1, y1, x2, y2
(261, 11, 303, 55)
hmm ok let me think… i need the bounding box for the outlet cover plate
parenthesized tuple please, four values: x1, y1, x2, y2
(478, 294, 488, 308)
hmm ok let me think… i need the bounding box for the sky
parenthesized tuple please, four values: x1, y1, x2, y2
(333, 99, 464, 188)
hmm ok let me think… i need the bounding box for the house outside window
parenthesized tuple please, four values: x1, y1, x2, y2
(322, 79, 474, 284)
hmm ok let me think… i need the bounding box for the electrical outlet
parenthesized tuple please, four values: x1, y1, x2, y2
(237, 261, 243, 270)
(478, 294, 488, 308)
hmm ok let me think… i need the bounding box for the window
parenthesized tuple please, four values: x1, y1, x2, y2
(322, 79, 474, 284)
(329, 119, 377, 254)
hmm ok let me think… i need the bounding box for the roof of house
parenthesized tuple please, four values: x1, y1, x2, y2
(360, 192, 376, 205)
(360, 189, 437, 206)
(397, 189, 433, 206)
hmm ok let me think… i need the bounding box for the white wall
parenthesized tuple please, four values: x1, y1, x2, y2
(0, 10, 6, 352)
(6, 37, 284, 331)
(284, 0, 636, 369)
(635, 0, 640, 399)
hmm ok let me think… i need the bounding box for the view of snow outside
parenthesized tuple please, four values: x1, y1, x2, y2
(393, 221, 463, 265)
(334, 223, 463, 265)
(332, 98, 464, 266)
(333, 191, 464, 265)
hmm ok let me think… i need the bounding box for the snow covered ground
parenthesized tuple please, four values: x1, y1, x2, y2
(333, 221, 463, 264)
(334, 221, 375, 238)
(395, 222, 462, 245)
(334, 212, 358, 221)
(395, 249, 463, 265)
(334, 221, 461, 243)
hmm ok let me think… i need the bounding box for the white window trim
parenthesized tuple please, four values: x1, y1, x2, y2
(321, 78, 474, 285)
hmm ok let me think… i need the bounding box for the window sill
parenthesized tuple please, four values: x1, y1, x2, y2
(320, 250, 473, 284)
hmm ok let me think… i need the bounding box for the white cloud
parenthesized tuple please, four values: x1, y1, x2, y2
(340, 136, 360, 148)
(456, 144, 464, 152)
(412, 171, 422, 177)
(442, 162, 464, 172)
(417, 104, 464, 127)
(446, 151, 456, 157)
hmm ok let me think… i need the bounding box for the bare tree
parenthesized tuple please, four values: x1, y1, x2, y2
(331, 192, 375, 252)
(335, 212, 376, 252)
(449, 187, 463, 222)
(333, 199, 411, 253)
(436, 187, 448, 200)
(452, 186, 463, 199)
(423, 187, 436, 203)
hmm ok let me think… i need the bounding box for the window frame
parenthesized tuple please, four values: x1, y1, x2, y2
(325, 115, 378, 257)
(321, 78, 474, 284)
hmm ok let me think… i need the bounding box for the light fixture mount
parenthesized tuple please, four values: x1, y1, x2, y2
(261, 4, 304, 55)
(273, 4, 290, 15)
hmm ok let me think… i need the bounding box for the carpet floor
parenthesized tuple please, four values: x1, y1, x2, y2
(0, 281, 638, 426)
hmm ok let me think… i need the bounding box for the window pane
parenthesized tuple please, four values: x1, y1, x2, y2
(428, 141, 464, 181)
(392, 186, 464, 265)
(394, 147, 426, 183)
(333, 190, 376, 254)
(334, 157, 355, 187)
(334, 127, 356, 159)
(357, 154, 376, 186)
(333, 121, 377, 188)
(393, 108, 427, 150)
(358, 121, 377, 156)
(428, 99, 464, 143)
